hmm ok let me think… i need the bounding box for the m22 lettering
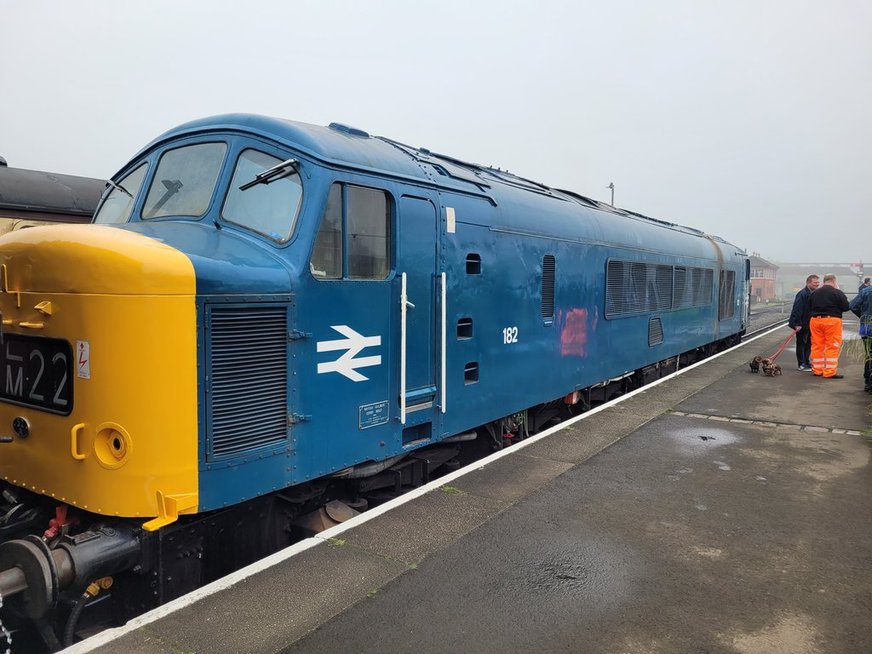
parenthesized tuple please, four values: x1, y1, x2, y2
(502, 326, 518, 345)
(2, 337, 72, 412)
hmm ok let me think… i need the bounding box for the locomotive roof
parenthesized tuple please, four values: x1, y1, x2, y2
(144, 114, 742, 253)
(0, 164, 105, 217)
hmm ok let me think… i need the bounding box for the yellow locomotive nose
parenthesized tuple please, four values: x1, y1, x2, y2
(0, 224, 199, 520)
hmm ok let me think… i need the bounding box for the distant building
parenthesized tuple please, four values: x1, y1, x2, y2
(774, 262, 867, 299)
(749, 254, 778, 303)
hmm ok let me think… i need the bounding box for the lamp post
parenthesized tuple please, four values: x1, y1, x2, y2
(606, 182, 614, 206)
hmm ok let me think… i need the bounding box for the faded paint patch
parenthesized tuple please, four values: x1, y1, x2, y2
(725, 613, 820, 653)
(688, 545, 724, 559)
(646, 520, 728, 563)
(560, 307, 589, 356)
(754, 430, 871, 482)
(607, 636, 672, 653)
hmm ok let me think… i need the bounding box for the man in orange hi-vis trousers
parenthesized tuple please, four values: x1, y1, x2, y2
(808, 274, 850, 378)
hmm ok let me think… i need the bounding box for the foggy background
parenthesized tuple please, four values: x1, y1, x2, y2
(1, 0, 869, 262)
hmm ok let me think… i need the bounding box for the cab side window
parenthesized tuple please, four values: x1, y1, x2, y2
(93, 163, 148, 224)
(310, 185, 342, 278)
(310, 183, 390, 280)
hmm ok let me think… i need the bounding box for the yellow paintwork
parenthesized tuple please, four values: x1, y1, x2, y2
(0, 224, 199, 518)
(142, 491, 199, 531)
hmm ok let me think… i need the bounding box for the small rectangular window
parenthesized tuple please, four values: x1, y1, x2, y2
(464, 362, 479, 384)
(541, 255, 555, 319)
(310, 185, 342, 279)
(347, 186, 389, 280)
(457, 318, 473, 339)
(466, 253, 481, 274)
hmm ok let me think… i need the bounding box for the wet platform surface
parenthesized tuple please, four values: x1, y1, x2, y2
(77, 324, 872, 654)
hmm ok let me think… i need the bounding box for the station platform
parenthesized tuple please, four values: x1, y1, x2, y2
(75, 324, 872, 654)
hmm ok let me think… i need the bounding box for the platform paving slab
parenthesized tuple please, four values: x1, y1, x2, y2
(520, 409, 656, 465)
(447, 453, 574, 504)
(103, 541, 408, 654)
(341, 489, 505, 565)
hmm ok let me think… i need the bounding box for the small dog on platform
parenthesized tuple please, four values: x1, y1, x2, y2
(750, 355, 782, 376)
(761, 358, 782, 376)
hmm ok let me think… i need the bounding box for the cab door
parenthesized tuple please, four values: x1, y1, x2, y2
(396, 194, 441, 441)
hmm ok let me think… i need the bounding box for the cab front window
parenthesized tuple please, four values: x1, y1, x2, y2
(93, 163, 148, 224)
(222, 149, 303, 243)
(142, 142, 227, 219)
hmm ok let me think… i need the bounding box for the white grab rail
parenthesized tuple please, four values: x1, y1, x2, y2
(400, 272, 408, 425)
(441, 272, 447, 414)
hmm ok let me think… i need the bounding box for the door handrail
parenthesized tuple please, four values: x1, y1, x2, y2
(400, 272, 408, 425)
(441, 272, 447, 414)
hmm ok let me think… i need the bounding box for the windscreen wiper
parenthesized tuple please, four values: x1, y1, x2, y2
(239, 159, 298, 191)
(143, 179, 183, 218)
(105, 179, 132, 197)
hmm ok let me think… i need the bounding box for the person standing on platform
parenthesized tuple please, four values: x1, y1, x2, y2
(858, 277, 870, 294)
(809, 274, 850, 378)
(788, 274, 820, 371)
(848, 283, 872, 392)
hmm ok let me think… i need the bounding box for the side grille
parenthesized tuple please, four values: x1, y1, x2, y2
(208, 305, 288, 458)
(648, 316, 664, 346)
(607, 260, 714, 317)
(718, 270, 736, 320)
(541, 254, 555, 319)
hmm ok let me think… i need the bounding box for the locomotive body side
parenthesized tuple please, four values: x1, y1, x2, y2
(435, 181, 747, 434)
(0, 115, 749, 645)
(0, 113, 752, 518)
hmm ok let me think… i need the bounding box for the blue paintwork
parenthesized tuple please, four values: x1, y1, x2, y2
(125, 221, 292, 294)
(97, 114, 749, 511)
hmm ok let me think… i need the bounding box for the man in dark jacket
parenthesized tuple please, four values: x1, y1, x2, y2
(788, 274, 820, 371)
(848, 284, 872, 391)
(809, 274, 850, 378)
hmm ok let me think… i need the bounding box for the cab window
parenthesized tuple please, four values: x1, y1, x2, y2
(142, 143, 226, 219)
(222, 149, 303, 243)
(310, 183, 390, 280)
(93, 163, 148, 224)
(310, 185, 342, 278)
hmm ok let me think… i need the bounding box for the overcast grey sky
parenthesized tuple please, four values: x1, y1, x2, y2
(1, 0, 869, 262)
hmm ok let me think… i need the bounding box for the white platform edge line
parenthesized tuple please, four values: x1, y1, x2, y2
(67, 324, 782, 653)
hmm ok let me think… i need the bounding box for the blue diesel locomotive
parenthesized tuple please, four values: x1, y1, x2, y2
(0, 115, 748, 647)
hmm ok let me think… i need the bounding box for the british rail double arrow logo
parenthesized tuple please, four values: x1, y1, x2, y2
(316, 325, 382, 382)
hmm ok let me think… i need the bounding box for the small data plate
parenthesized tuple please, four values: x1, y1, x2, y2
(359, 400, 389, 430)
